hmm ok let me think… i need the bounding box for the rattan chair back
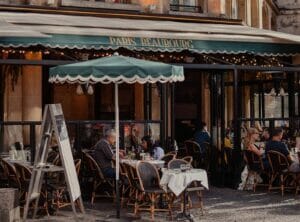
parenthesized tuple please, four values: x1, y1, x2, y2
(267, 150, 289, 173)
(182, 156, 193, 164)
(136, 161, 160, 191)
(1, 159, 21, 188)
(244, 150, 264, 171)
(160, 154, 175, 167)
(168, 159, 189, 169)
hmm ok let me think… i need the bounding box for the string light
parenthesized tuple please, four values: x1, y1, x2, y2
(0, 47, 287, 68)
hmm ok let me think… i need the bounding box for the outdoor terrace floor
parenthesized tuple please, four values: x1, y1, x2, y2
(27, 186, 300, 222)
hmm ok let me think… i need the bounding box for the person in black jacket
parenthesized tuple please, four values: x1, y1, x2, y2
(94, 129, 124, 178)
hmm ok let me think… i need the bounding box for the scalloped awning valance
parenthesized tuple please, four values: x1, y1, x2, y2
(1, 12, 300, 56)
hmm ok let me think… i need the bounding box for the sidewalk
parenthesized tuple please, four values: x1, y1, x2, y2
(26, 187, 300, 222)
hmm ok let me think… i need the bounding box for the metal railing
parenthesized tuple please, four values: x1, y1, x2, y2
(0, 120, 162, 163)
(239, 117, 300, 131)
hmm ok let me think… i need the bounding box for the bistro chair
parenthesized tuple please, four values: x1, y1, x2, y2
(160, 154, 176, 168)
(184, 140, 201, 168)
(243, 150, 269, 192)
(52, 155, 61, 166)
(117, 161, 132, 208)
(14, 162, 32, 204)
(47, 151, 59, 163)
(0, 158, 9, 187)
(182, 156, 193, 165)
(267, 150, 299, 196)
(122, 162, 141, 210)
(166, 151, 177, 156)
(136, 161, 173, 220)
(1, 158, 21, 190)
(83, 152, 114, 204)
(50, 159, 82, 212)
(167, 159, 204, 214)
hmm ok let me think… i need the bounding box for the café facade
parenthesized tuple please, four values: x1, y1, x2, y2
(0, 9, 300, 186)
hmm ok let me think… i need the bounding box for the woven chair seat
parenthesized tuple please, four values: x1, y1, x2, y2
(144, 187, 167, 194)
(186, 186, 205, 192)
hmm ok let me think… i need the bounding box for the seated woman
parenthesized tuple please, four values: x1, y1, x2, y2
(141, 136, 165, 160)
(238, 128, 263, 190)
(245, 128, 263, 157)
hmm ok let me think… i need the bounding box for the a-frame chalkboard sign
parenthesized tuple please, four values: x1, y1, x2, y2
(23, 104, 85, 220)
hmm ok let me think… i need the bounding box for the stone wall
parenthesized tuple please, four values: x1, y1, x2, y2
(276, 0, 300, 35)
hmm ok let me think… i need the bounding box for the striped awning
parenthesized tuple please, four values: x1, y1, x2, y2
(0, 12, 300, 56)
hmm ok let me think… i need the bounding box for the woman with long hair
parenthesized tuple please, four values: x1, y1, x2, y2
(238, 128, 263, 190)
(141, 136, 164, 160)
(244, 128, 263, 157)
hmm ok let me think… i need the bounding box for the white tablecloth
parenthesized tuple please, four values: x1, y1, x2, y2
(121, 159, 165, 168)
(160, 169, 209, 196)
(290, 152, 299, 164)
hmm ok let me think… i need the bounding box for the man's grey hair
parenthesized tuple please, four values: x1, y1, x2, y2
(105, 129, 116, 138)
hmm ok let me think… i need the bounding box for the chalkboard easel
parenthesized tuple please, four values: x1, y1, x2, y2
(23, 104, 85, 220)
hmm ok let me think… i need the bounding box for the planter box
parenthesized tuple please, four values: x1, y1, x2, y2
(0, 188, 20, 222)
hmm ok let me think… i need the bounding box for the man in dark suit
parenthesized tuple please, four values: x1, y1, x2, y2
(94, 129, 118, 178)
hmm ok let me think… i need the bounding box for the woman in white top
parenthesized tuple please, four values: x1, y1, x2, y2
(141, 136, 165, 160)
(153, 141, 165, 160)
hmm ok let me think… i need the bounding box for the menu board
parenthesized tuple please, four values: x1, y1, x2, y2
(50, 104, 81, 202)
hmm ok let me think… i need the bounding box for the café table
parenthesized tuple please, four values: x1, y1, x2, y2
(160, 168, 209, 222)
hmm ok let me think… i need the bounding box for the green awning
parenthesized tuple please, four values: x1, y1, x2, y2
(49, 54, 184, 84)
(1, 34, 300, 56)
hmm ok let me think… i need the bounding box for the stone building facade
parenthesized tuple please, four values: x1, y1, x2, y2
(276, 0, 300, 35)
(0, 0, 299, 150)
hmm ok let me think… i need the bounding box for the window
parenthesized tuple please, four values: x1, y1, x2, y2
(95, 0, 132, 3)
(237, 0, 246, 21)
(262, 3, 269, 29)
(254, 93, 291, 119)
(170, 0, 205, 13)
(225, 0, 232, 18)
(251, 0, 259, 28)
(61, 0, 140, 11)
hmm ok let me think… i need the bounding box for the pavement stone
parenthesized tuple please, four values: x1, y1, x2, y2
(26, 187, 300, 222)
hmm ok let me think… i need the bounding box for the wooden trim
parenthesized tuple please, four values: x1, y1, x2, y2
(0, 5, 243, 25)
(265, 0, 280, 15)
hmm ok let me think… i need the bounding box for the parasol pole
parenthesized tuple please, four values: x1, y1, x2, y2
(115, 83, 120, 218)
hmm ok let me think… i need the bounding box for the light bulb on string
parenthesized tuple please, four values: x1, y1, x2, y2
(270, 88, 276, 96)
(76, 84, 84, 95)
(87, 84, 94, 95)
(279, 87, 286, 96)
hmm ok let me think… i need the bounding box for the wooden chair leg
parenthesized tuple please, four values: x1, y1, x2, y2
(253, 172, 257, 192)
(150, 194, 155, 220)
(180, 194, 184, 212)
(197, 190, 204, 215)
(295, 175, 300, 195)
(188, 194, 192, 209)
(91, 180, 97, 205)
(134, 190, 139, 216)
(269, 173, 275, 192)
(243, 171, 250, 190)
(167, 194, 173, 221)
(280, 174, 284, 197)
